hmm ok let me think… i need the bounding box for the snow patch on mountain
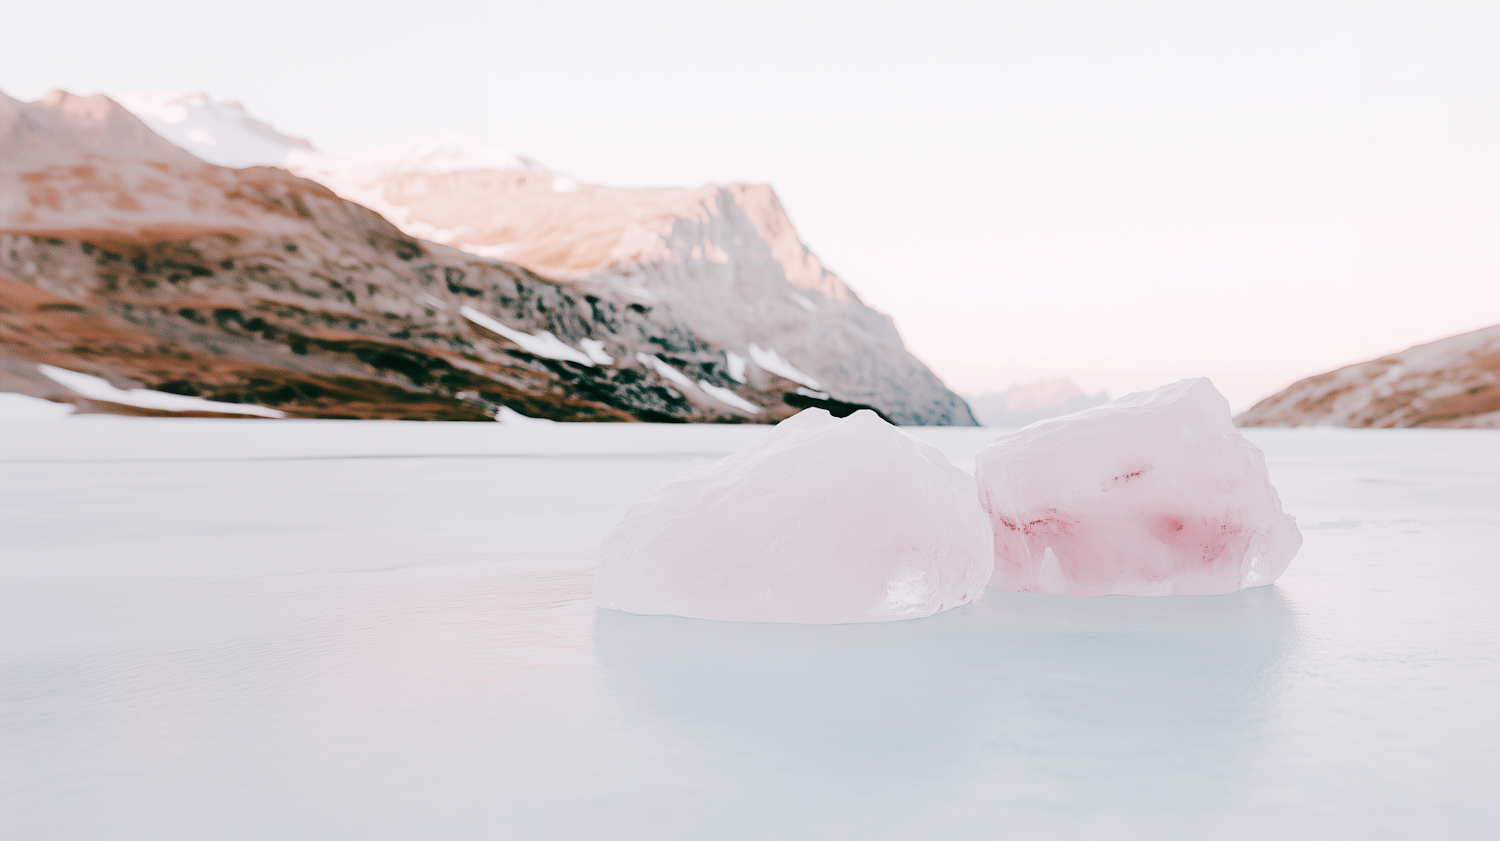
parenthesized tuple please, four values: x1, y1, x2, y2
(459, 305, 596, 367)
(579, 339, 614, 366)
(114, 91, 310, 169)
(726, 351, 747, 383)
(749, 344, 820, 390)
(40, 365, 285, 417)
(697, 381, 761, 414)
(637, 353, 696, 391)
(288, 134, 540, 180)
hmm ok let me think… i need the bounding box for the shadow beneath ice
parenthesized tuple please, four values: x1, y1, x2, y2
(592, 586, 1301, 791)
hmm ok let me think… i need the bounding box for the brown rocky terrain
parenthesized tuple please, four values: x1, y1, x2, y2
(0, 90, 892, 422)
(109, 96, 973, 425)
(1235, 325, 1500, 428)
(285, 137, 974, 425)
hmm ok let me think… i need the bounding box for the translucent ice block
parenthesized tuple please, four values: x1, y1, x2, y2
(594, 409, 993, 623)
(975, 378, 1301, 596)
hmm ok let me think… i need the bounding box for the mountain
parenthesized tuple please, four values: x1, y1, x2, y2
(115, 92, 974, 425)
(967, 378, 1109, 427)
(0, 89, 848, 422)
(113, 91, 313, 169)
(1235, 325, 1500, 428)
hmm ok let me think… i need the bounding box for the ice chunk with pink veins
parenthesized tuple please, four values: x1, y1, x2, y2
(594, 409, 994, 623)
(974, 378, 1301, 597)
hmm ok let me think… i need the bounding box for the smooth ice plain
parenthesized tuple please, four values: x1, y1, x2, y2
(2, 417, 1497, 840)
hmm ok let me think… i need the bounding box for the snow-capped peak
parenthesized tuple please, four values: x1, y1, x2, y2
(303, 133, 543, 178)
(117, 92, 545, 180)
(114, 91, 311, 169)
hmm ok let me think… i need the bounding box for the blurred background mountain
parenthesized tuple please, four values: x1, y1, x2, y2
(967, 379, 1108, 428)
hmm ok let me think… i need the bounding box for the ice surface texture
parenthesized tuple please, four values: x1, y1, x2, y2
(594, 409, 993, 623)
(975, 378, 1301, 597)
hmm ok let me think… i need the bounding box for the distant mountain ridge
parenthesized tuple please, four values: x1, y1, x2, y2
(968, 378, 1109, 428)
(1236, 325, 1500, 428)
(0, 89, 866, 422)
(113, 91, 974, 425)
(113, 91, 313, 168)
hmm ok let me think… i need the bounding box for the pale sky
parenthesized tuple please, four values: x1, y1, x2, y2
(3, 0, 1497, 410)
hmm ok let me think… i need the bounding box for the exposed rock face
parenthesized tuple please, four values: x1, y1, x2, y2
(0, 90, 820, 422)
(118, 93, 975, 425)
(1236, 326, 1500, 429)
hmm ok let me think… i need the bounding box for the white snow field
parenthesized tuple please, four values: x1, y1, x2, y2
(1, 418, 1496, 840)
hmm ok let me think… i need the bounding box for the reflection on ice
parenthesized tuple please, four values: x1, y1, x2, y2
(594, 587, 1299, 792)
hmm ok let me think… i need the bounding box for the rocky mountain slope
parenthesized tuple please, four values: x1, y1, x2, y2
(1235, 325, 1500, 428)
(0, 89, 857, 422)
(117, 91, 974, 425)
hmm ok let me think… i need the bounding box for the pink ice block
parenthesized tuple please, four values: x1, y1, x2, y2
(974, 378, 1301, 597)
(594, 409, 994, 623)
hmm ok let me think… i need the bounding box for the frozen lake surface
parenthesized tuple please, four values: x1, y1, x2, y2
(2, 418, 1497, 839)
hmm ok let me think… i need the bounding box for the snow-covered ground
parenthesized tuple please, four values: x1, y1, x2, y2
(1, 419, 1496, 839)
